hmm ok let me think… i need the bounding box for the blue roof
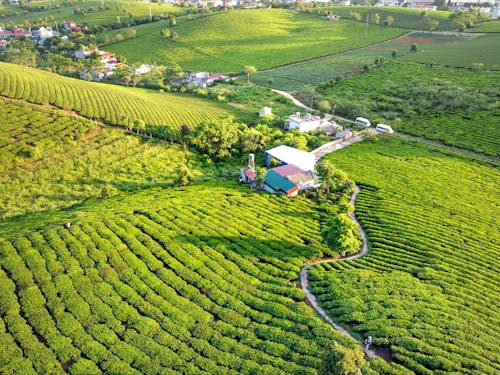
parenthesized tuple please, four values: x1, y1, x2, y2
(264, 170, 297, 193)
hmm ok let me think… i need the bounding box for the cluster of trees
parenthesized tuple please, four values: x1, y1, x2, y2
(449, 10, 491, 31)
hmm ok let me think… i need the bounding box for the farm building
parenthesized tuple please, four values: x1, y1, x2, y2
(285, 112, 337, 133)
(271, 164, 315, 191)
(259, 107, 272, 117)
(265, 145, 316, 172)
(263, 170, 299, 197)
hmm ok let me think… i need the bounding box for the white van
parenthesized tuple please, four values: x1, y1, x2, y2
(375, 123, 394, 134)
(355, 117, 371, 127)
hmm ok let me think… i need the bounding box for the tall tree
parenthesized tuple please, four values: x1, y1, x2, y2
(244, 65, 257, 84)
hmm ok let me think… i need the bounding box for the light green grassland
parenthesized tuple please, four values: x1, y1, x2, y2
(313, 137, 500, 374)
(310, 6, 455, 30)
(0, 0, 178, 26)
(106, 9, 405, 73)
(0, 62, 247, 130)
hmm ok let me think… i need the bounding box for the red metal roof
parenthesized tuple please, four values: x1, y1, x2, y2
(244, 169, 256, 181)
(271, 164, 304, 178)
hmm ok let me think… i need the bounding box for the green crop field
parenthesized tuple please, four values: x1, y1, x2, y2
(106, 9, 405, 73)
(320, 62, 500, 156)
(0, 0, 177, 27)
(310, 6, 455, 30)
(0, 62, 243, 130)
(0, 99, 233, 219)
(0, 179, 369, 374)
(400, 33, 500, 69)
(310, 137, 500, 373)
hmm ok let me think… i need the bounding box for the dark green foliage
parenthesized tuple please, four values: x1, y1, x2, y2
(321, 214, 361, 257)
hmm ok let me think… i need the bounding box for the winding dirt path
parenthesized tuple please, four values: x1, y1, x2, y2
(300, 186, 378, 358)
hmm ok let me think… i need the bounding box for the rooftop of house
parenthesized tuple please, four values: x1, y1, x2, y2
(288, 112, 321, 124)
(265, 170, 297, 193)
(271, 164, 305, 178)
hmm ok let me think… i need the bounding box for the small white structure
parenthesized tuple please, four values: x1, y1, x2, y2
(265, 145, 316, 172)
(491, 7, 500, 18)
(355, 117, 371, 127)
(375, 124, 394, 134)
(134, 64, 152, 75)
(259, 107, 272, 117)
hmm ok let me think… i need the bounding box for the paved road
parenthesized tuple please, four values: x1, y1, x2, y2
(300, 186, 378, 358)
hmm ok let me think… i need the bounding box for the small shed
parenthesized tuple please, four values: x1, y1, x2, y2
(264, 170, 298, 197)
(265, 145, 316, 172)
(259, 107, 272, 117)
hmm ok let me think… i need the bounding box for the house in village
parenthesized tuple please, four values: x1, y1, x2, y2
(64, 21, 84, 33)
(172, 71, 230, 88)
(285, 112, 340, 133)
(240, 147, 317, 197)
(271, 164, 315, 191)
(263, 170, 299, 197)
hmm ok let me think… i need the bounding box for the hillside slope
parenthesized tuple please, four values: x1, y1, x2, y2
(0, 63, 239, 131)
(0, 182, 362, 374)
(312, 137, 500, 373)
(106, 9, 405, 72)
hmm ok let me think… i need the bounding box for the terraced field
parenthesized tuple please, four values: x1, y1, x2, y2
(106, 9, 405, 72)
(0, 182, 366, 374)
(470, 21, 500, 32)
(0, 63, 241, 130)
(321, 62, 500, 156)
(310, 137, 500, 374)
(0, 99, 222, 219)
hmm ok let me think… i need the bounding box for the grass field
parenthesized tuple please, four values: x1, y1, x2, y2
(0, 99, 231, 219)
(311, 137, 500, 373)
(0, 0, 177, 27)
(106, 9, 405, 73)
(253, 32, 498, 91)
(400, 33, 500, 69)
(310, 6, 455, 30)
(470, 20, 500, 32)
(0, 180, 370, 374)
(0, 62, 245, 130)
(320, 62, 500, 156)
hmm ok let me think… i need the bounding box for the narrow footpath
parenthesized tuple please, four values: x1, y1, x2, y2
(300, 186, 378, 358)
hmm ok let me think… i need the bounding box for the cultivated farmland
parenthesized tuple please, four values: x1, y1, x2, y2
(106, 9, 405, 72)
(311, 137, 500, 373)
(320, 62, 500, 156)
(0, 62, 241, 130)
(0, 182, 365, 374)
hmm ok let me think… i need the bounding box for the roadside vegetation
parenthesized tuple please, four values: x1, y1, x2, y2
(312, 137, 500, 374)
